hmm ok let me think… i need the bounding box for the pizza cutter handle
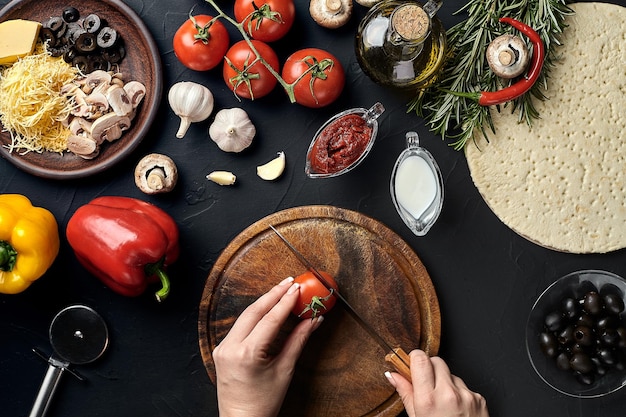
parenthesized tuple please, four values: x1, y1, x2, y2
(29, 362, 65, 417)
(385, 347, 412, 382)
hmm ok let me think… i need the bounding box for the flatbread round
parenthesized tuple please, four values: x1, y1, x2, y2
(466, 2, 626, 254)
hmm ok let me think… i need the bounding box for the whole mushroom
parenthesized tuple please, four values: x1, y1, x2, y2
(310, 0, 352, 29)
(134, 153, 178, 194)
(486, 34, 530, 79)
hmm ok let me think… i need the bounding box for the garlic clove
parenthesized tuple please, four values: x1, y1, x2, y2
(207, 171, 237, 186)
(257, 151, 286, 181)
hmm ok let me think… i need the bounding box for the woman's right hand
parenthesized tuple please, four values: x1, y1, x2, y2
(385, 349, 489, 417)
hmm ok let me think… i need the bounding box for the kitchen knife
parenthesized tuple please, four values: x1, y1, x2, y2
(269, 225, 412, 381)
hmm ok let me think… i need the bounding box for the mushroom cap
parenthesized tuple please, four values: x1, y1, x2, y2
(486, 34, 530, 79)
(355, 0, 381, 7)
(134, 153, 178, 194)
(310, 0, 353, 29)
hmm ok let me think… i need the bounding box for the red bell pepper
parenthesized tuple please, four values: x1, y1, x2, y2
(66, 196, 179, 302)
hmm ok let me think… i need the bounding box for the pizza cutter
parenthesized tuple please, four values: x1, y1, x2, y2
(29, 304, 109, 417)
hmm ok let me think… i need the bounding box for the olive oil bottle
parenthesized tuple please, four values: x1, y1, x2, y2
(355, 0, 447, 90)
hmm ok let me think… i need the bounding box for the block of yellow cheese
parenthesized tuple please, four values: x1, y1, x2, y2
(0, 19, 42, 65)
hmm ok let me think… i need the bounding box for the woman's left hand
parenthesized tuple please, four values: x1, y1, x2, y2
(213, 276, 324, 417)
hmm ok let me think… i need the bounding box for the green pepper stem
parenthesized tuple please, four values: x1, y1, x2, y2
(145, 259, 171, 302)
(0, 241, 17, 272)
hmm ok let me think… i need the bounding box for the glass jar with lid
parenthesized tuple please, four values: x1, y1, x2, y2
(355, 0, 447, 90)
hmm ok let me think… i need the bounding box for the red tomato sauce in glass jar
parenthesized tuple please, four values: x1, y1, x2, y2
(308, 114, 373, 174)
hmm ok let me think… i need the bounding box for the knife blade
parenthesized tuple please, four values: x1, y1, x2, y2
(269, 224, 412, 381)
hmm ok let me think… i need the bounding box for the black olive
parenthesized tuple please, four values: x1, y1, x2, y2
(555, 352, 570, 371)
(39, 28, 58, 47)
(66, 23, 85, 43)
(591, 357, 607, 376)
(102, 44, 125, 64)
(62, 7, 80, 23)
(570, 352, 595, 374)
(44, 16, 65, 33)
(544, 310, 564, 332)
(577, 313, 594, 328)
(574, 325, 594, 346)
(97, 27, 118, 49)
(71, 55, 91, 73)
(89, 55, 110, 72)
(616, 326, 626, 348)
(599, 328, 620, 347)
(75, 32, 97, 53)
(582, 291, 604, 315)
(575, 371, 595, 386)
(539, 332, 559, 357)
(603, 293, 625, 315)
(83, 14, 103, 33)
(557, 325, 575, 345)
(561, 297, 580, 319)
(596, 315, 617, 331)
(597, 348, 617, 367)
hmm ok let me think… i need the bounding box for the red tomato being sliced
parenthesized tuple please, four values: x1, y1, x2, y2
(223, 40, 280, 100)
(234, 0, 295, 42)
(292, 270, 338, 319)
(282, 48, 345, 108)
(173, 14, 230, 71)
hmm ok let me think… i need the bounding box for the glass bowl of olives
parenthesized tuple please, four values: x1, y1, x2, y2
(526, 270, 626, 398)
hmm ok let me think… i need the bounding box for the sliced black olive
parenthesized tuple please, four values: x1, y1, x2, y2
(89, 55, 110, 72)
(83, 14, 102, 33)
(63, 47, 78, 63)
(75, 32, 97, 53)
(582, 291, 604, 315)
(62, 7, 80, 23)
(39, 28, 58, 47)
(66, 23, 84, 43)
(71, 55, 91, 73)
(44, 16, 65, 33)
(97, 27, 118, 49)
(603, 293, 625, 315)
(102, 44, 125, 64)
(47, 44, 70, 58)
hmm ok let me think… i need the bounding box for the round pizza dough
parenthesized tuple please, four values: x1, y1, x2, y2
(466, 2, 626, 254)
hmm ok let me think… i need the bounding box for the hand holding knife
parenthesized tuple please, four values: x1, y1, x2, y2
(269, 225, 412, 381)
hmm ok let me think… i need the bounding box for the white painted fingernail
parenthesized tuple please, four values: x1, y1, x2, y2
(279, 276, 294, 286)
(287, 282, 300, 294)
(384, 371, 397, 387)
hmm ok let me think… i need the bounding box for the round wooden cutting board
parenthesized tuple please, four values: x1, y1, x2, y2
(198, 205, 441, 417)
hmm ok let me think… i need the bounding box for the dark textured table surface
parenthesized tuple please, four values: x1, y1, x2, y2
(1, 0, 625, 416)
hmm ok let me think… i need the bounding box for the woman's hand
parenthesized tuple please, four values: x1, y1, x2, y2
(385, 349, 489, 417)
(213, 277, 323, 417)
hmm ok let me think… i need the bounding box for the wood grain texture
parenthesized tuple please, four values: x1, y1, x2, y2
(0, 0, 162, 179)
(199, 205, 440, 417)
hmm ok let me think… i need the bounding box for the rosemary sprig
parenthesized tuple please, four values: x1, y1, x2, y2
(408, 0, 573, 150)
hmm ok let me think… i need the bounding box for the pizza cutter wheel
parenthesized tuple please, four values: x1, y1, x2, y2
(29, 304, 109, 417)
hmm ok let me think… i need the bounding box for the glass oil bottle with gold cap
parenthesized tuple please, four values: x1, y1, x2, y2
(355, 0, 447, 90)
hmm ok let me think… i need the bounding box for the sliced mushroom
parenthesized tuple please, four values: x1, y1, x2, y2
(68, 117, 93, 136)
(85, 91, 110, 118)
(123, 81, 146, 108)
(67, 134, 99, 159)
(91, 113, 131, 143)
(355, 0, 381, 7)
(106, 84, 134, 117)
(81, 70, 112, 94)
(134, 153, 178, 194)
(486, 34, 530, 79)
(310, 0, 352, 29)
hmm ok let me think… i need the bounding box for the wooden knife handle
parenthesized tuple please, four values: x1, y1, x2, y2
(385, 347, 411, 382)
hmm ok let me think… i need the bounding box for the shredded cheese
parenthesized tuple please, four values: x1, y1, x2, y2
(0, 48, 78, 153)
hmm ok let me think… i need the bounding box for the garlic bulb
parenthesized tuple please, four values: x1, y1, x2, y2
(209, 108, 256, 152)
(168, 81, 214, 138)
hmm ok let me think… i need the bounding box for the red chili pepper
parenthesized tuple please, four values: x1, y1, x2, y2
(449, 18, 545, 106)
(66, 196, 179, 302)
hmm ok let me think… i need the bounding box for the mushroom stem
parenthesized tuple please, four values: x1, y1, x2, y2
(326, 0, 343, 12)
(498, 50, 514, 66)
(146, 167, 167, 191)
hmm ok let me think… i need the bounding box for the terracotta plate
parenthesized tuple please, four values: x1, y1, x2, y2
(0, 0, 162, 179)
(199, 205, 441, 417)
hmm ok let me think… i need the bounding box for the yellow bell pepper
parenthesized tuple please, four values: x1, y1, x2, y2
(0, 194, 59, 294)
